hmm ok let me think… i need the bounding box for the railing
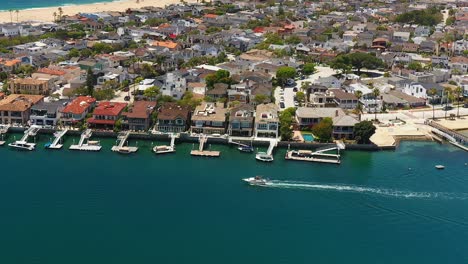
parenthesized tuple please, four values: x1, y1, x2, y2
(427, 121, 468, 145)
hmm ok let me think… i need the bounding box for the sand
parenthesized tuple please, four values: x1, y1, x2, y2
(0, 0, 197, 23)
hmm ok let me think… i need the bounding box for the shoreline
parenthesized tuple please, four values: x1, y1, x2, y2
(0, 0, 118, 12)
(0, 0, 196, 23)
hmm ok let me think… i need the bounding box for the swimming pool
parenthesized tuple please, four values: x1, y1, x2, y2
(302, 134, 314, 142)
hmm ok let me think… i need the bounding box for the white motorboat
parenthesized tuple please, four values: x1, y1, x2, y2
(435, 165, 445, 170)
(8, 141, 35, 151)
(255, 152, 273, 162)
(243, 176, 270, 186)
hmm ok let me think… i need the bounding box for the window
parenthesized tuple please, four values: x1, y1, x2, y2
(257, 123, 268, 130)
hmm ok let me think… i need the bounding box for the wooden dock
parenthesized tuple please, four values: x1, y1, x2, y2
(190, 150, 221, 157)
(285, 151, 341, 164)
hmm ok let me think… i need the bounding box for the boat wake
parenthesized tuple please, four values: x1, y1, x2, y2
(265, 181, 468, 200)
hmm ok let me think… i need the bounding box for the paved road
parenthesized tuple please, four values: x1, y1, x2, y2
(361, 106, 468, 122)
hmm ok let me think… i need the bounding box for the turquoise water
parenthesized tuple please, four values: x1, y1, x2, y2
(0, 134, 468, 263)
(0, 0, 115, 11)
(302, 133, 314, 142)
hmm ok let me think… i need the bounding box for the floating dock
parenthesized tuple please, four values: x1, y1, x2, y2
(8, 125, 41, 151)
(111, 131, 138, 154)
(255, 138, 277, 162)
(153, 133, 178, 154)
(45, 129, 68, 149)
(191, 134, 220, 157)
(0, 124, 10, 146)
(285, 142, 344, 164)
(69, 129, 102, 151)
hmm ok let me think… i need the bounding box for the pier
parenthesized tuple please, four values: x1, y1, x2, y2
(153, 133, 178, 154)
(285, 142, 344, 164)
(112, 131, 138, 154)
(191, 134, 220, 157)
(0, 124, 10, 146)
(8, 125, 41, 151)
(255, 138, 277, 162)
(428, 121, 468, 152)
(46, 129, 69, 149)
(69, 129, 102, 151)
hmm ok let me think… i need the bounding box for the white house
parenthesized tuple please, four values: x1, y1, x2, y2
(254, 103, 279, 138)
(403, 82, 444, 99)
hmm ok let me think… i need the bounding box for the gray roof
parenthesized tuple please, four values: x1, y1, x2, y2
(31, 99, 69, 114)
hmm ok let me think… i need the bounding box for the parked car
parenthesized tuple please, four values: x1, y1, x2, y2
(443, 105, 453, 111)
(124, 96, 131, 101)
(293, 87, 298, 92)
(463, 103, 468, 108)
(279, 102, 285, 109)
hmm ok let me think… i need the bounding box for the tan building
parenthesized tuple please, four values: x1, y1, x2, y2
(0, 94, 44, 125)
(191, 102, 227, 135)
(9, 77, 54, 95)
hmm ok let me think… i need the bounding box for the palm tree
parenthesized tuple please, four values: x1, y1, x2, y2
(427, 88, 437, 120)
(443, 88, 452, 120)
(58, 7, 63, 22)
(372, 87, 380, 121)
(53, 12, 57, 22)
(15, 10, 19, 23)
(8, 10, 13, 23)
(354, 90, 363, 121)
(454, 86, 463, 118)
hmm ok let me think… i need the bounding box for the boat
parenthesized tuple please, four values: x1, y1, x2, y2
(238, 145, 254, 153)
(8, 141, 35, 151)
(242, 176, 269, 186)
(87, 141, 100, 145)
(117, 146, 132, 154)
(255, 152, 273, 162)
(435, 165, 445, 170)
(153, 145, 175, 154)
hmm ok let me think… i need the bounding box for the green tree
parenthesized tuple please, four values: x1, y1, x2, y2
(254, 94, 268, 104)
(330, 52, 383, 75)
(86, 68, 95, 96)
(205, 70, 231, 89)
(312, 117, 333, 142)
(454, 86, 463, 118)
(178, 91, 202, 109)
(302, 63, 316, 75)
(407, 61, 423, 71)
(276, 66, 296, 87)
(68, 48, 80, 58)
(279, 107, 296, 141)
(295, 91, 305, 105)
(353, 121, 376, 144)
(143, 86, 160, 101)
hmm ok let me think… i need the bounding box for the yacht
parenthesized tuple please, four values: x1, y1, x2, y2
(435, 165, 445, 170)
(8, 141, 35, 151)
(255, 152, 273, 162)
(243, 176, 269, 186)
(238, 145, 254, 153)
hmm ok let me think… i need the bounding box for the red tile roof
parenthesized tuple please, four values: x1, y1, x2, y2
(124, 100, 156, 119)
(62, 96, 96, 115)
(87, 118, 117, 125)
(37, 68, 66, 76)
(92, 101, 127, 116)
(204, 14, 218, 19)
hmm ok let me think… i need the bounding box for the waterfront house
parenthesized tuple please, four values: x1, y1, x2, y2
(0, 94, 44, 125)
(60, 96, 96, 126)
(122, 100, 156, 131)
(295, 107, 358, 139)
(9, 77, 54, 96)
(254, 103, 279, 139)
(30, 99, 69, 127)
(156, 102, 191, 133)
(87, 101, 127, 129)
(227, 104, 255, 137)
(190, 102, 227, 135)
(403, 82, 444, 99)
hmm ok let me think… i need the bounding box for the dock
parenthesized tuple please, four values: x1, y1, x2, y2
(69, 129, 102, 151)
(153, 133, 178, 154)
(0, 124, 10, 146)
(191, 134, 220, 157)
(111, 131, 138, 154)
(428, 120, 468, 152)
(8, 125, 41, 151)
(284, 142, 344, 164)
(46, 129, 68, 149)
(255, 138, 277, 161)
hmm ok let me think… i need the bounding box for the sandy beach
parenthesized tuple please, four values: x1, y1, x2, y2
(0, 0, 196, 23)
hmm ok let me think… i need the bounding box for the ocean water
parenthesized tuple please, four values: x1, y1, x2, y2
(0, 0, 115, 11)
(0, 134, 467, 263)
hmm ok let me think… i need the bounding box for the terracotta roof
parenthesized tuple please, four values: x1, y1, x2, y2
(62, 96, 96, 115)
(37, 68, 66, 76)
(451, 56, 468, 64)
(158, 102, 191, 120)
(0, 59, 21, 67)
(92, 101, 127, 116)
(151, 40, 179, 49)
(0, 94, 44, 112)
(124, 100, 156, 119)
(203, 14, 218, 19)
(11, 78, 49, 85)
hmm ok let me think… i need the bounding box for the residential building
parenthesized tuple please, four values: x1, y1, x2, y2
(227, 104, 255, 137)
(191, 102, 227, 135)
(60, 96, 96, 125)
(30, 99, 69, 127)
(254, 103, 279, 138)
(0, 94, 44, 125)
(156, 102, 191, 133)
(295, 107, 358, 139)
(122, 101, 156, 131)
(87, 101, 127, 129)
(329, 89, 359, 110)
(9, 77, 54, 95)
(403, 82, 444, 99)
